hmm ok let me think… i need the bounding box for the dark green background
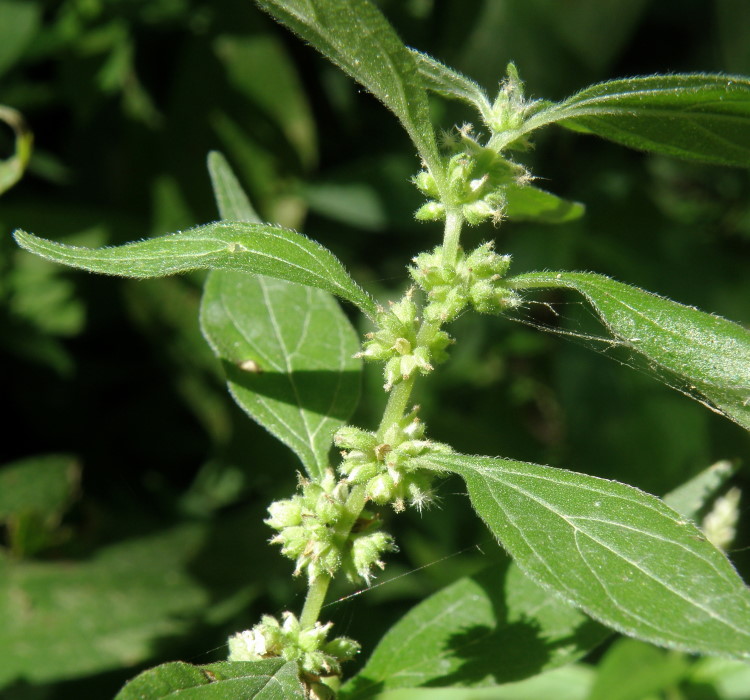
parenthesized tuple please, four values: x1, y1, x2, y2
(1, 0, 749, 697)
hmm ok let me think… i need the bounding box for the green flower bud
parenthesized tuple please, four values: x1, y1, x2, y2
(415, 201, 445, 221)
(265, 499, 302, 529)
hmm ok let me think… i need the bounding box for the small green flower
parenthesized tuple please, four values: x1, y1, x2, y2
(227, 612, 360, 677)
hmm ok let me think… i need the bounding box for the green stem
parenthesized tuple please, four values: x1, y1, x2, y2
(376, 375, 416, 440)
(441, 209, 464, 266)
(299, 574, 332, 630)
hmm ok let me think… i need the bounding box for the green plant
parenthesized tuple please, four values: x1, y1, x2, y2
(8, 0, 750, 698)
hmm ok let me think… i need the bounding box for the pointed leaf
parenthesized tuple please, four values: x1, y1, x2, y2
(204, 152, 362, 477)
(504, 184, 585, 224)
(200, 272, 361, 478)
(416, 452, 750, 659)
(507, 271, 750, 431)
(664, 460, 738, 521)
(521, 75, 750, 167)
(409, 49, 493, 124)
(208, 151, 262, 223)
(341, 556, 607, 698)
(115, 660, 304, 700)
(14, 223, 376, 318)
(0, 105, 33, 195)
(256, 0, 445, 190)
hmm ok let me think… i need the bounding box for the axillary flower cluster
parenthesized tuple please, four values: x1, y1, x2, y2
(228, 71, 529, 695)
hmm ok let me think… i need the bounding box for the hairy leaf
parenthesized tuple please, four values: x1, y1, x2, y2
(115, 660, 304, 700)
(0, 105, 32, 195)
(14, 223, 376, 318)
(417, 452, 750, 659)
(340, 555, 607, 698)
(204, 152, 361, 477)
(201, 273, 361, 478)
(664, 460, 738, 522)
(503, 184, 585, 223)
(507, 271, 750, 431)
(409, 49, 492, 123)
(256, 0, 445, 190)
(521, 75, 750, 167)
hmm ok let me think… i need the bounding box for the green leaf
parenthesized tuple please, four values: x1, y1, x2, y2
(0, 525, 213, 687)
(208, 151, 262, 224)
(503, 183, 585, 224)
(664, 460, 738, 521)
(256, 0, 445, 191)
(200, 272, 362, 478)
(340, 555, 607, 698)
(521, 75, 750, 168)
(507, 271, 750, 431)
(366, 665, 594, 700)
(115, 660, 305, 700)
(13, 222, 376, 318)
(417, 451, 750, 659)
(0, 105, 33, 195)
(0, 0, 40, 78)
(587, 638, 690, 700)
(204, 152, 362, 477)
(408, 49, 493, 124)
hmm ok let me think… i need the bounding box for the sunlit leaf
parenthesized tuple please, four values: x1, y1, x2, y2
(503, 184, 585, 223)
(14, 223, 376, 318)
(417, 451, 750, 659)
(0, 105, 32, 195)
(507, 271, 750, 430)
(115, 659, 304, 700)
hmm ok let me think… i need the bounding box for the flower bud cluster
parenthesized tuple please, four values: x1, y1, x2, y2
(266, 470, 396, 585)
(335, 409, 451, 513)
(410, 242, 521, 322)
(414, 126, 530, 226)
(227, 611, 359, 678)
(356, 292, 452, 391)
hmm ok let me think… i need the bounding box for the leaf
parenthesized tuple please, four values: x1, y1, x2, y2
(0, 525, 210, 687)
(0, 0, 40, 78)
(115, 660, 305, 700)
(13, 222, 376, 318)
(416, 451, 750, 659)
(340, 555, 608, 698)
(408, 49, 493, 124)
(0, 105, 33, 195)
(208, 151, 262, 224)
(587, 638, 690, 700)
(256, 0, 445, 191)
(201, 272, 361, 478)
(503, 184, 585, 224)
(664, 460, 738, 521)
(507, 271, 750, 431)
(204, 152, 362, 477)
(521, 75, 750, 168)
(0, 454, 79, 521)
(369, 664, 594, 700)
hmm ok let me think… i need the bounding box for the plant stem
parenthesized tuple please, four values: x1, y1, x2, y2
(299, 574, 332, 630)
(376, 375, 416, 440)
(441, 209, 464, 266)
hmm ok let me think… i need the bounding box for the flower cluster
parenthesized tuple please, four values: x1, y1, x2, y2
(227, 611, 360, 678)
(356, 291, 452, 390)
(335, 408, 451, 512)
(266, 470, 396, 584)
(410, 242, 521, 322)
(414, 125, 530, 226)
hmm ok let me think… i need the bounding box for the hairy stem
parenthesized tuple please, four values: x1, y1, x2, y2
(441, 209, 464, 266)
(300, 574, 332, 630)
(376, 375, 416, 441)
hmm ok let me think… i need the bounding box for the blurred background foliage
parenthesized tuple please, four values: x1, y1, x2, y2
(1, 0, 749, 698)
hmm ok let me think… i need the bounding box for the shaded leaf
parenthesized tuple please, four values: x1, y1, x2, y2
(204, 152, 362, 477)
(0, 105, 32, 195)
(504, 184, 585, 224)
(521, 75, 750, 167)
(0, 0, 40, 78)
(507, 271, 750, 431)
(664, 460, 738, 521)
(115, 659, 305, 700)
(256, 0, 446, 191)
(340, 555, 607, 698)
(417, 451, 750, 659)
(200, 273, 361, 478)
(14, 222, 376, 318)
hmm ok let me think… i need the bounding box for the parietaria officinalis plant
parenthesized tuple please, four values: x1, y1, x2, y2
(9, 0, 750, 698)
